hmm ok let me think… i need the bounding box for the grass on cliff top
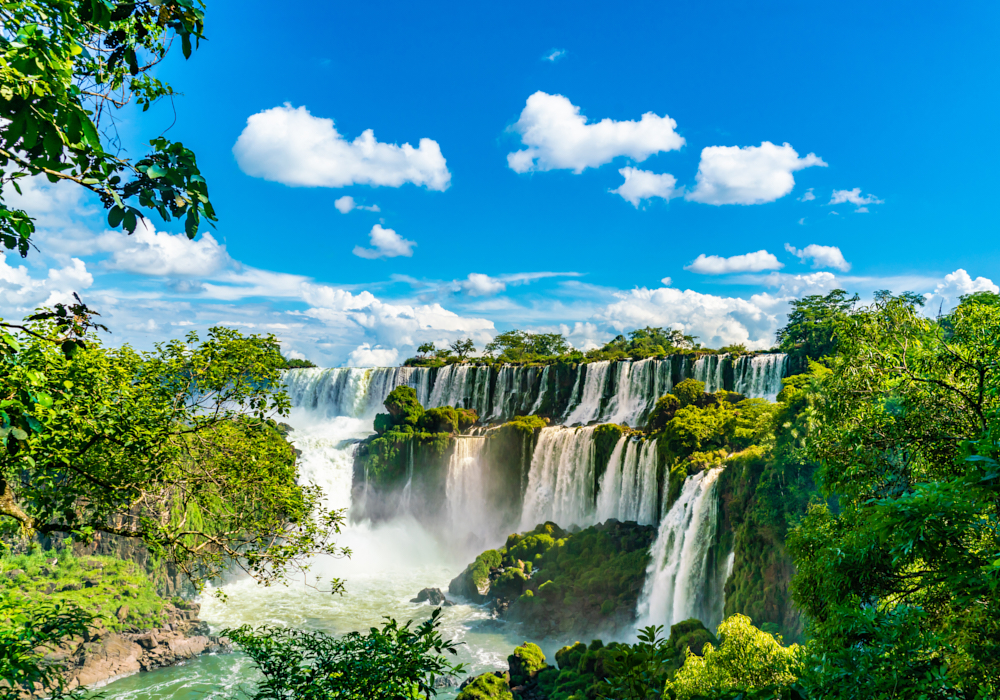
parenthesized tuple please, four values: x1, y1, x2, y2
(0, 547, 166, 631)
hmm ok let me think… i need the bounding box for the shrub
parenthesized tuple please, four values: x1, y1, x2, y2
(646, 393, 680, 432)
(456, 672, 513, 700)
(384, 386, 424, 428)
(672, 378, 706, 407)
(666, 614, 804, 700)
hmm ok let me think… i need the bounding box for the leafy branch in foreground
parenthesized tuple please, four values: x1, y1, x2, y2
(1, 0, 216, 256)
(224, 608, 465, 700)
(0, 594, 94, 700)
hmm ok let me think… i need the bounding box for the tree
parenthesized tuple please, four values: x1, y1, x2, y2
(417, 342, 436, 358)
(0, 308, 346, 591)
(224, 608, 464, 700)
(775, 290, 858, 374)
(483, 330, 569, 361)
(787, 294, 1000, 696)
(1, 0, 215, 257)
(449, 338, 475, 360)
(666, 615, 804, 700)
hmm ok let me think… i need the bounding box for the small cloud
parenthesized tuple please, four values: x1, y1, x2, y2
(923, 269, 999, 312)
(352, 224, 416, 259)
(855, 206, 869, 214)
(660, 277, 672, 286)
(346, 343, 399, 367)
(829, 188, 883, 207)
(610, 167, 681, 207)
(798, 217, 806, 225)
(462, 273, 507, 296)
(334, 195, 380, 214)
(829, 211, 840, 216)
(784, 243, 851, 272)
(543, 48, 567, 62)
(799, 188, 815, 202)
(685, 250, 784, 275)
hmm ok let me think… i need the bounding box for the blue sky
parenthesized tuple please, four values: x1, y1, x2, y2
(3, 0, 999, 365)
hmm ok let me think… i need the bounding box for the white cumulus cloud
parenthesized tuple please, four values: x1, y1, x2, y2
(0, 253, 93, 311)
(506, 92, 684, 174)
(233, 103, 451, 190)
(99, 222, 233, 277)
(346, 343, 399, 367)
(685, 250, 784, 275)
(784, 243, 851, 272)
(923, 269, 998, 313)
(799, 188, 815, 202)
(353, 224, 416, 260)
(610, 167, 680, 207)
(543, 49, 566, 62)
(334, 196, 380, 214)
(829, 188, 883, 207)
(685, 142, 827, 205)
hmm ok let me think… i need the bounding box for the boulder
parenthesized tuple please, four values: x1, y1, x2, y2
(456, 672, 513, 700)
(410, 587, 453, 606)
(507, 642, 548, 687)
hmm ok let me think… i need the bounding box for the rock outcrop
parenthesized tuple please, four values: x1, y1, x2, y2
(410, 587, 453, 606)
(51, 600, 230, 690)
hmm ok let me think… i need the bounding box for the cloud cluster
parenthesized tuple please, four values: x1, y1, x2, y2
(610, 167, 680, 207)
(334, 196, 380, 214)
(784, 243, 851, 272)
(686, 250, 783, 275)
(0, 253, 92, 310)
(686, 142, 827, 205)
(346, 343, 400, 367)
(506, 92, 684, 174)
(353, 224, 416, 259)
(233, 104, 451, 190)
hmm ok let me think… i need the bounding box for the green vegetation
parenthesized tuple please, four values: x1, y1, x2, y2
(508, 642, 548, 686)
(0, 547, 165, 631)
(0, 309, 344, 591)
(666, 615, 804, 700)
(225, 607, 464, 700)
(786, 292, 1000, 696)
(282, 356, 318, 369)
(457, 673, 514, 700)
(452, 521, 657, 636)
(776, 289, 857, 374)
(1, 0, 215, 257)
(1, 593, 92, 700)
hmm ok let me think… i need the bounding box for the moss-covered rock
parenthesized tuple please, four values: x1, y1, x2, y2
(454, 520, 656, 637)
(449, 549, 502, 601)
(508, 642, 547, 687)
(457, 672, 514, 700)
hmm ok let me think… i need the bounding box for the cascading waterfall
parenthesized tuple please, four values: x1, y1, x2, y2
(564, 361, 611, 425)
(283, 367, 433, 419)
(734, 354, 788, 402)
(519, 426, 598, 529)
(529, 365, 551, 414)
(692, 354, 727, 393)
(636, 467, 725, 631)
(446, 436, 493, 540)
(595, 437, 660, 525)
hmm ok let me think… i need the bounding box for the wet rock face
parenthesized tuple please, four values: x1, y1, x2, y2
(410, 587, 453, 606)
(52, 600, 231, 690)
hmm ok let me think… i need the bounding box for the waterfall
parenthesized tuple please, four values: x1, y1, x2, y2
(446, 436, 492, 539)
(692, 354, 727, 393)
(519, 426, 598, 530)
(564, 361, 611, 425)
(734, 354, 788, 401)
(595, 437, 660, 525)
(529, 365, 551, 415)
(637, 467, 725, 630)
(605, 358, 663, 427)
